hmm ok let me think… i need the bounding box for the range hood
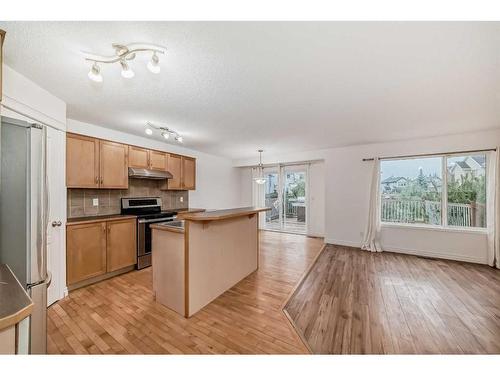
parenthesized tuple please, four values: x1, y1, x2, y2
(128, 167, 173, 180)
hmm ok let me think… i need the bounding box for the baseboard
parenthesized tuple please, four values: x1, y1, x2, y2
(325, 238, 488, 265)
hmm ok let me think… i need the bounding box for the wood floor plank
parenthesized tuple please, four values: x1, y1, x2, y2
(284, 245, 500, 354)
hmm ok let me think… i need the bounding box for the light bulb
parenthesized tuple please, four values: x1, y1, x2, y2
(162, 131, 170, 140)
(88, 63, 103, 82)
(120, 61, 135, 79)
(176, 135, 183, 143)
(145, 128, 153, 136)
(147, 52, 161, 74)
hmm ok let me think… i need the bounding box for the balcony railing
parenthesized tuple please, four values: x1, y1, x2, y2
(381, 198, 485, 227)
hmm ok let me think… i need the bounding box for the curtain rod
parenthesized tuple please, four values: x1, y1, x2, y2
(362, 147, 497, 162)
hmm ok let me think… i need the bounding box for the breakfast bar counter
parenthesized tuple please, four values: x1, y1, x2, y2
(151, 207, 270, 317)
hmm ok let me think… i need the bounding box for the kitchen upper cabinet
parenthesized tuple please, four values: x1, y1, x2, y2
(66, 222, 107, 285)
(128, 146, 149, 169)
(150, 150, 168, 171)
(166, 154, 182, 189)
(66, 133, 99, 188)
(162, 154, 196, 190)
(182, 156, 196, 190)
(106, 219, 137, 272)
(100, 141, 128, 189)
(0, 30, 5, 102)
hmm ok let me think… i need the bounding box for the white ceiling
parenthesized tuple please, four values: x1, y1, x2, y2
(1, 21, 500, 159)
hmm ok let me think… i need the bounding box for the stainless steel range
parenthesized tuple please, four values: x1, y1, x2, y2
(121, 197, 177, 269)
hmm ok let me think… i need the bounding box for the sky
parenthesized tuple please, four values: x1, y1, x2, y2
(381, 157, 442, 180)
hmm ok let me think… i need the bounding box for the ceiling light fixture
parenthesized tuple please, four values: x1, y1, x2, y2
(120, 60, 135, 79)
(87, 62, 103, 82)
(83, 43, 166, 82)
(147, 52, 161, 74)
(146, 122, 184, 143)
(254, 150, 267, 185)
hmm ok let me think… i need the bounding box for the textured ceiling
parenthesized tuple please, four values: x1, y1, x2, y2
(1, 21, 500, 159)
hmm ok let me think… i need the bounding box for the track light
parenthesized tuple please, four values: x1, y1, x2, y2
(84, 43, 166, 82)
(145, 128, 153, 136)
(120, 61, 135, 79)
(88, 62, 103, 82)
(147, 52, 161, 74)
(162, 131, 170, 140)
(146, 122, 184, 143)
(175, 135, 183, 143)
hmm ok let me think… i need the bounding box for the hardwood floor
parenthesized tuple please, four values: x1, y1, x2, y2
(284, 244, 500, 354)
(47, 231, 324, 354)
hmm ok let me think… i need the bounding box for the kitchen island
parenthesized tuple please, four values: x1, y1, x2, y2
(151, 206, 270, 318)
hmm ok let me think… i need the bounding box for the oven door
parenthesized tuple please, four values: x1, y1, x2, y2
(138, 217, 175, 257)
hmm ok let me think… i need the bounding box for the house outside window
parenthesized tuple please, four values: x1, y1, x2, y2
(380, 154, 486, 229)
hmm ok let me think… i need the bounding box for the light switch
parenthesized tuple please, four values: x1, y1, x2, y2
(93, 198, 99, 207)
(180, 196, 184, 203)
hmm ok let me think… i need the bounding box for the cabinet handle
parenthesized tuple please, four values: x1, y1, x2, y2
(100, 177, 103, 184)
(95, 176, 99, 184)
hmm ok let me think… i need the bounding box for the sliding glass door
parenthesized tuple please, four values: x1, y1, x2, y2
(263, 165, 307, 234)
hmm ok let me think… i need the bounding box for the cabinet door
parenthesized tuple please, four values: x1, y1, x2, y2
(150, 150, 168, 171)
(66, 133, 99, 188)
(182, 157, 196, 190)
(99, 140, 129, 189)
(106, 219, 137, 272)
(167, 154, 182, 189)
(128, 146, 149, 169)
(66, 222, 107, 285)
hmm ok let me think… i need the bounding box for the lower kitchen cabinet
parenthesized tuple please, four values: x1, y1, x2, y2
(66, 218, 137, 288)
(106, 219, 137, 272)
(66, 222, 107, 285)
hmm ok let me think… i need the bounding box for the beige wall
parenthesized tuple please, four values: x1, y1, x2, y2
(67, 179, 188, 218)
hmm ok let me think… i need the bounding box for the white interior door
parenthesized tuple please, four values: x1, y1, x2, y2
(46, 126, 66, 306)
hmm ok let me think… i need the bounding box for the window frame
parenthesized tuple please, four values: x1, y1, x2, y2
(379, 152, 488, 232)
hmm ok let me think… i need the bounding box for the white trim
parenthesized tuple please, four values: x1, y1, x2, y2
(1, 95, 66, 131)
(325, 238, 487, 264)
(382, 245, 488, 264)
(381, 222, 488, 234)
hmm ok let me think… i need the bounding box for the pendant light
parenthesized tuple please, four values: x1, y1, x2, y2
(254, 150, 267, 185)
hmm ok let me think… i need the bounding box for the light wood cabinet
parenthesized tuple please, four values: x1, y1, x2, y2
(106, 219, 137, 272)
(182, 156, 196, 190)
(150, 150, 168, 171)
(128, 146, 149, 169)
(66, 134, 128, 189)
(0, 30, 5, 103)
(66, 133, 194, 190)
(166, 154, 182, 189)
(67, 218, 137, 287)
(66, 222, 107, 285)
(161, 154, 196, 190)
(100, 140, 128, 188)
(129, 146, 167, 171)
(66, 133, 99, 188)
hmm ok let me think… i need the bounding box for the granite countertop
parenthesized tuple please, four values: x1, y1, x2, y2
(0, 264, 34, 331)
(181, 207, 270, 222)
(66, 214, 137, 226)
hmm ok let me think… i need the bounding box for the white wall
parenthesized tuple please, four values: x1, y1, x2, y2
(1, 64, 66, 130)
(235, 128, 500, 264)
(67, 119, 242, 210)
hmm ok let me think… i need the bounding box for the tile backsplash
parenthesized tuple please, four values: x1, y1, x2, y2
(67, 179, 188, 218)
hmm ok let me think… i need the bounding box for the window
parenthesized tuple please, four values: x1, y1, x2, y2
(380, 153, 487, 229)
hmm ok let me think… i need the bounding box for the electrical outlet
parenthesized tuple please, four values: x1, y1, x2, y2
(180, 196, 184, 203)
(93, 198, 99, 207)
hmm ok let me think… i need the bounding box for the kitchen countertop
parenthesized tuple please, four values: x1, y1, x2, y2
(181, 207, 270, 222)
(151, 221, 185, 234)
(66, 214, 137, 226)
(0, 264, 34, 331)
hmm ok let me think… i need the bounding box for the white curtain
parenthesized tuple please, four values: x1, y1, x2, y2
(251, 167, 266, 227)
(486, 149, 500, 268)
(361, 157, 382, 252)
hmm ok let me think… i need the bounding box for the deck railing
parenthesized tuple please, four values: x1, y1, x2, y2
(381, 198, 485, 227)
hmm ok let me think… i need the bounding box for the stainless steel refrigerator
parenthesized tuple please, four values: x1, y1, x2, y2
(0, 115, 49, 354)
